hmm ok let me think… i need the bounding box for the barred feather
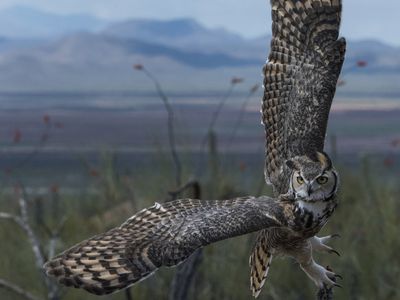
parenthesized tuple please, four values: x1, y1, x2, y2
(250, 234, 273, 298)
(44, 197, 289, 295)
(263, 0, 346, 194)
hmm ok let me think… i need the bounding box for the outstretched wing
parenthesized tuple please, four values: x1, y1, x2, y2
(44, 196, 288, 295)
(263, 0, 346, 191)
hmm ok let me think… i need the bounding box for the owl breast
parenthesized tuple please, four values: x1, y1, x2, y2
(292, 197, 337, 236)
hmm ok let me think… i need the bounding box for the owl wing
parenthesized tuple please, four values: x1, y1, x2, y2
(263, 0, 346, 191)
(44, 196, 289, 295)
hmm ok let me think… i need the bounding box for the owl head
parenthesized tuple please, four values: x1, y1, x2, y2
(286, 152, 338, 202)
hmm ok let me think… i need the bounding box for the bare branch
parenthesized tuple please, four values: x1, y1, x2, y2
(207, 77, 244, 135)
(226, 83, 260, 149)
(200, 79, 239, 156)
(0, 278, 43, 300)
(194, 78, 243, 177)
(5, 120, 52, 175)
(168, 180, 200, 200)
(168, 249, 203, 300)
(207, 84, 234, 134)
(47, 216, 67, 260)
(17, 194, 46, 270)
(138, 66, 182, 187)
(0, 212, 24, 227)
(4, 186, 60, 299)
(0, 192, 59, 299)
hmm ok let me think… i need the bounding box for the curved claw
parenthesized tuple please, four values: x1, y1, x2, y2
(330, 234, 341, 239)
(329, 249, 341, 257)
(334, 274, 343, 280)
(302, 262, 344, 290)
(311, 236, 341, 256)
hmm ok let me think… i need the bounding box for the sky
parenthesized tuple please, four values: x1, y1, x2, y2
(0, 0, 399, 46)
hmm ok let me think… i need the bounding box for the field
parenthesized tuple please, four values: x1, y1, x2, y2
(0, 90, 399, 300)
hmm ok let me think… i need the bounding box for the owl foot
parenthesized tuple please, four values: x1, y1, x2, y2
(310, 235, 340, 256)
(301, 261, 342, 288)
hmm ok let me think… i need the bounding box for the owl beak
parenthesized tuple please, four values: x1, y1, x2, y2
(307, 184, 313, 196)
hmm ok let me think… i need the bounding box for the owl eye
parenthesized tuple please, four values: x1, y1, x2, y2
(296, 176, 304, 184)
(317, 176, 328, 184)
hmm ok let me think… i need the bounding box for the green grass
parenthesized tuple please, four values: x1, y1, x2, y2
(0, 151, 399, 300)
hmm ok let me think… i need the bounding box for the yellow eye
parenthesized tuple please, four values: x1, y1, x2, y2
(317, 176, 328, 184)
(296, 176, 304, 184)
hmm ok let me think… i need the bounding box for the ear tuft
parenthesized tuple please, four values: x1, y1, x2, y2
(316, 151, 332, 169)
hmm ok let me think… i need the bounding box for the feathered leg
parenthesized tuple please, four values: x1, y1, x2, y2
(286, 239, 341, 289)
(249, 231, 273, 298)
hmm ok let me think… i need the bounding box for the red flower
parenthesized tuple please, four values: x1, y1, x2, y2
(390, 138, 400, 147)
(13, 184, 21, 195)
(13, 129, 22, 143)
(356, 60, 367, 67)
(337, 79, 346, 87)
(239, 161, 247, 172)
(133, 64, 144, 70)
(383, 157, 395, 167)
(43, 114, 51, 125)
(89, 169, 100, 177)
(50, 184, 59, 194)
(231, 77, 244, 85)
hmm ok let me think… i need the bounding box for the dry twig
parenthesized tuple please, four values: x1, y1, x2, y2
(0, 185, 63, 300)
(0, 278, 43, 300)
(134, 65, 182, 187)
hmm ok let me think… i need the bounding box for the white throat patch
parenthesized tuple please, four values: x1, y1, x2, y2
(297, 200, 327, 218)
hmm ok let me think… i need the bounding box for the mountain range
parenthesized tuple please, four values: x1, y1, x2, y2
(0, 6, 399, 95)
(0, 6, 108, 38)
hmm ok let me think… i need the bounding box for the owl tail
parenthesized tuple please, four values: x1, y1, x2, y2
(249, 231, 273, 298)
(44, 227, 160, 295)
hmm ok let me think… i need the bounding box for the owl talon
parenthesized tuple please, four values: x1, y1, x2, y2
(334, 274, 343, 280)
(329, 249, 341, 256)
(301, 261, 340, 288)
(310, 236, 340, 256)
(329, 234, 341, 239)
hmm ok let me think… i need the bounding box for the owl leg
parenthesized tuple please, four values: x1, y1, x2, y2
(310, 235, 340, 256)
(300, 260, 341, 288)
(287, 239, 341, 289)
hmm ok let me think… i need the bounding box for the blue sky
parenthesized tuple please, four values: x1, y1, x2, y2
(0, 0, 399, 45)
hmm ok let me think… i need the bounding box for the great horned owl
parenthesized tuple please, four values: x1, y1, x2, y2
(250, 0, 345, 296)
(44, 0, 345, 297)
(250, 153, 341, 297)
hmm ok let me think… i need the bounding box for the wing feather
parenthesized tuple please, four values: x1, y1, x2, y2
(44, 196, 288, 295)
(263, 0, 346, 193)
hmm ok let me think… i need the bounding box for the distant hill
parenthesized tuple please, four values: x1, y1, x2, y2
(102, 18, 262, 56)
(102, 19, 400, 73)
(0, 7, 399, 95)
(34, 32, 260, 68)
(0, 5, 109, 38)
(345, 40, 400, 73)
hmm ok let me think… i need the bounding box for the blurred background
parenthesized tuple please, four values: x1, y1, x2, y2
(0, 1, 399, 299)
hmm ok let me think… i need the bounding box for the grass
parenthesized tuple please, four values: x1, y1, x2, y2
(0, 150, 399, 300)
